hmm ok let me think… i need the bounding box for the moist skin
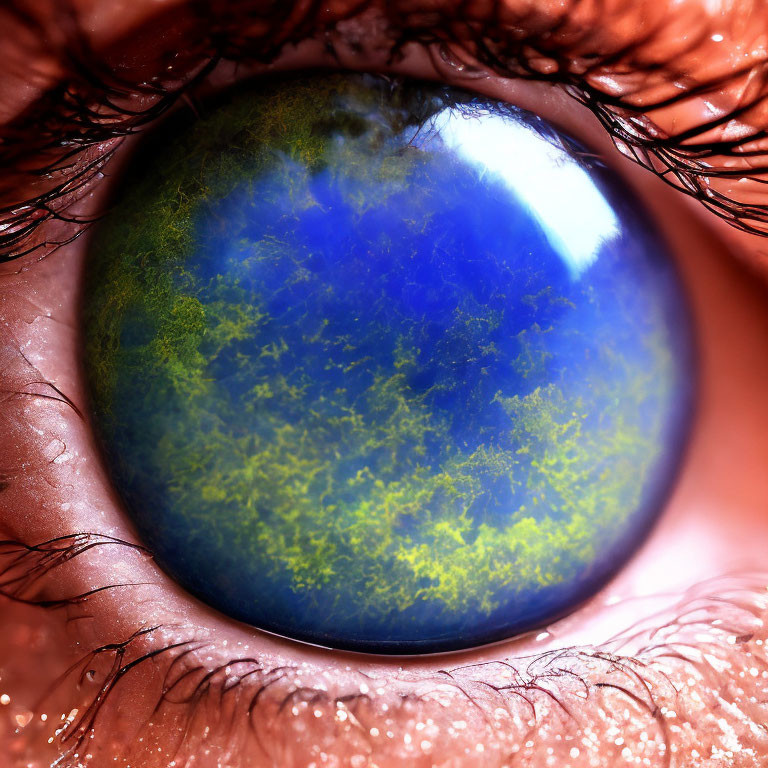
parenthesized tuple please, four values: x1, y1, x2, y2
(2, 2, 768, 767)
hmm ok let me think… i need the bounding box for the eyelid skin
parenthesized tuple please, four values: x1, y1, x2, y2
(7, 134, 768, 768)
(3, 56, 768, 766)
(3, 4, 768, 768)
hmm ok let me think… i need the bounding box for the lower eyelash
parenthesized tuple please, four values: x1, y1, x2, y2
(0, 533, 147, 610)
(2, 531, 767, 768)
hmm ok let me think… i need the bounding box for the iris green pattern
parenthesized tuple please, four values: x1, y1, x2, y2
(84, 74, 681, 631)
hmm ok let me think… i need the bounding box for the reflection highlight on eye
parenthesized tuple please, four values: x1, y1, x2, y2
(83, 73, 694, 653)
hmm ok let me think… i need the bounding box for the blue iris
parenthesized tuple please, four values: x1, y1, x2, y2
(83, 75, 694, 653)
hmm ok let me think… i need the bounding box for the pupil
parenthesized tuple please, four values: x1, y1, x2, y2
(83, 74, 694, 653)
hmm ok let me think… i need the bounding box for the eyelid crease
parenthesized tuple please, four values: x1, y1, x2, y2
(2, 530, 767, 768)
(0, 0, 767, 265)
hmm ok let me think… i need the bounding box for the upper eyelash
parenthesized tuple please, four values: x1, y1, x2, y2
(0, 0, 767, 265)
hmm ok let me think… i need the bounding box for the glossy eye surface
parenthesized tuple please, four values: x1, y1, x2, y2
(82, 73, 693, 653)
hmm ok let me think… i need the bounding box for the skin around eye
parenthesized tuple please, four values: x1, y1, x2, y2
(4, 118, 768, 767)
(81, 72, 694, 654)
(2, 3, 768, 767)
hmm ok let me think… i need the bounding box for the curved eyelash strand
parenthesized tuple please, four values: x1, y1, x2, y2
(1, 1, 768, 264)
(0, 533, 148, 606)
(1, 532, 766, 766)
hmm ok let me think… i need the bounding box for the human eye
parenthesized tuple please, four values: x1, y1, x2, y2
(1, 2, 768, 768)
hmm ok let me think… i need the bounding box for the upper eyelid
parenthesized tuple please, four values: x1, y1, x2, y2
(0, 0, 767, 265)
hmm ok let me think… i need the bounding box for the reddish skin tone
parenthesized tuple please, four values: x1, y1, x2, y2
(2, 1, 768, 766)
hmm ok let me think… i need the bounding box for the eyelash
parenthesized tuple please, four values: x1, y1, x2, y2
(2, 526, 766, 767)
(1, 1, 768, 269)
(2, 4, 768, 764)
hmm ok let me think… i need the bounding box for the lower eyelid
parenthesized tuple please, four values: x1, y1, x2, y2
(2, 560, 768, 768)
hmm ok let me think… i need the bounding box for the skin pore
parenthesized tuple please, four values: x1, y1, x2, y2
(2, 1, 768, 767)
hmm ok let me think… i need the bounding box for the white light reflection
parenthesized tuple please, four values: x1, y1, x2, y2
(433, 109, 620, 278)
